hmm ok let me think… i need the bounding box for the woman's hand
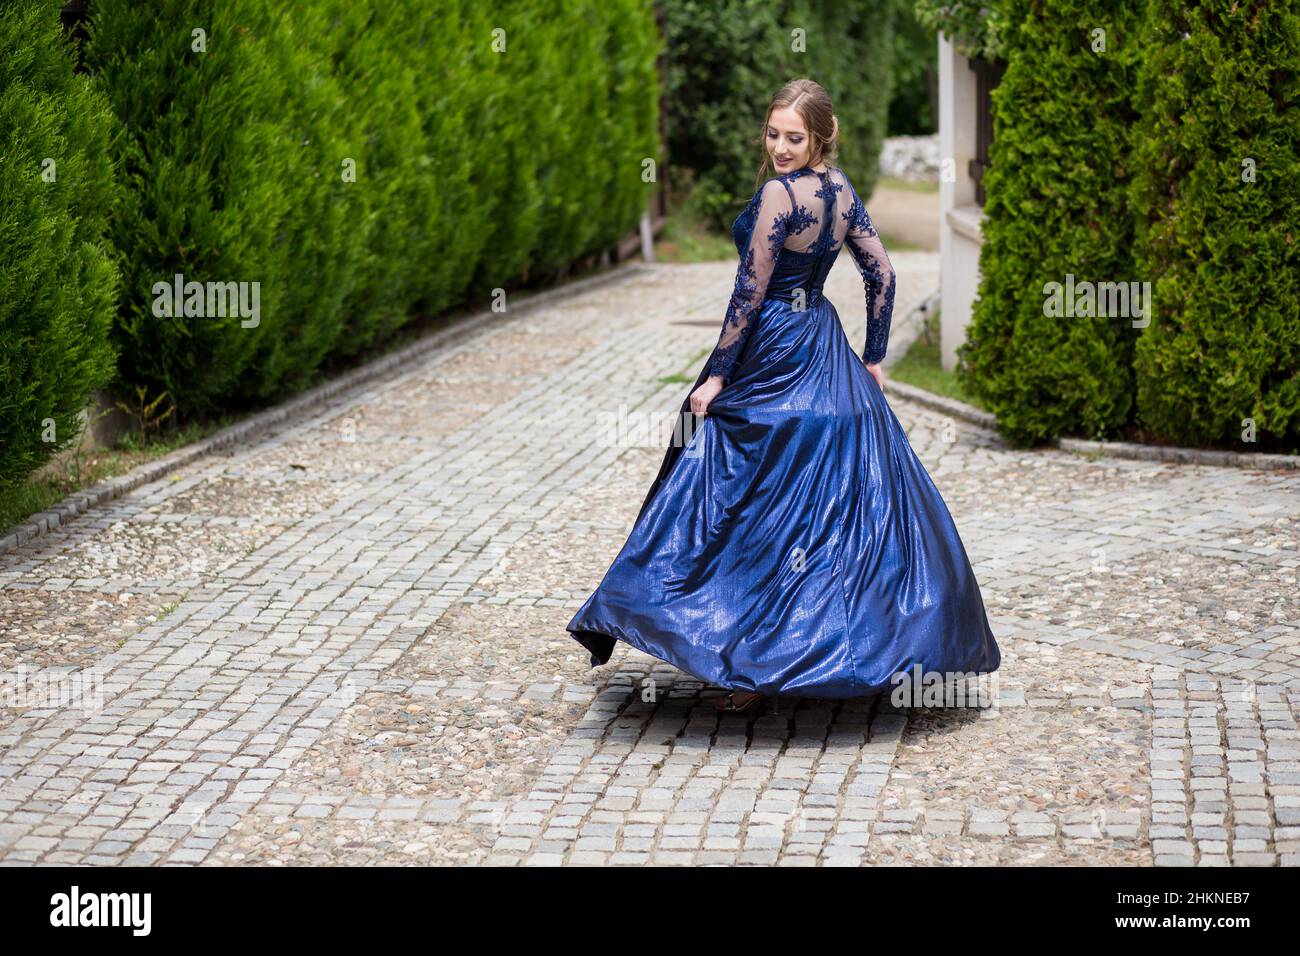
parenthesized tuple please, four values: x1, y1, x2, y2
(863, 361, 884, 390)
(690, 375, 725, 415)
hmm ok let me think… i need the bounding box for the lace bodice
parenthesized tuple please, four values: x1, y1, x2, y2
(706, 164, 897, 383)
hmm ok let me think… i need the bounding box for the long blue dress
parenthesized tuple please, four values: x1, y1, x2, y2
(567, 163, 1000, 699)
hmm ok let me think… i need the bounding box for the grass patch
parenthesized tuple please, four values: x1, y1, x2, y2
(888, 309, 986, 410)
(655, 205, 739, 263)
(876, 175, 940, 194)
(657, 347, 713, 386)
(0, 416, 238, 534)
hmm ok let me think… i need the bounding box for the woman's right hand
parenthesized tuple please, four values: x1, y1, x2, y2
(690, 375, 725, 415)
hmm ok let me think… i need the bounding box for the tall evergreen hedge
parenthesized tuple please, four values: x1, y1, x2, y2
(1130, 0, 1300, 449)
(953, 0, 1300, 452)
(469, 0, 661, 287)
(81, 0, 660, 417)
(955, 1, 1147, 447)
(84, 0, 363, 414)
(0, 0, 119, 491)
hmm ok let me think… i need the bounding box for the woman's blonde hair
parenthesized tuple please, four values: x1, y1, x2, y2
(753, 78, 839, 191)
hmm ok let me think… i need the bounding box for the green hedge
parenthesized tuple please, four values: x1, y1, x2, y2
(80, 0, 660, 417)
(84, 0, 361, 413)
(956, 0, 1144, 447)
(954, 0, 1300, 452)
(1130, 0, 1300, 448)
(0, 0, 119, 492)
(662, 0, 894, 229)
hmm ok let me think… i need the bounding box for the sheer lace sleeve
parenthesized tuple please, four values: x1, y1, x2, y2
(843, 180, 897, 365)
(706, 179, 793, 383)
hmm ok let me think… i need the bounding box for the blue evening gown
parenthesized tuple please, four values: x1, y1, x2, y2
(567, 163, 1000, 699)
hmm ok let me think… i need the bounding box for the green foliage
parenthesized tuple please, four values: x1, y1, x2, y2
(1129, 0, 1300, 448)
(956, 0, 1300, 452)
(662, 0, 894, 230)
(0, 0, 120, 494)
(82, 0, 660, 416)
(913, 0, 1010, 60)
(114, 384, 176, 447)
(84, 0, 361, 414)
(956, 0, 1144, 447)
(2, 0, 659, 514)
(888, 0, 937, 135)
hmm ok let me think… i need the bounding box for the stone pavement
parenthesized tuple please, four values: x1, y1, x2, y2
(0, 252, 1297, 866)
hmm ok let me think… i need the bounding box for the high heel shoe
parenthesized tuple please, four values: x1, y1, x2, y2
(712, 690, 765, 713)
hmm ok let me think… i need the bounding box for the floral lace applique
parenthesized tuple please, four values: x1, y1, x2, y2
(707, 168, 896, 379)
(782, 202, 819, 239)
(842, 181, 896, 365)
(707, 178, 796, 383)
(842, 187, 878, 238)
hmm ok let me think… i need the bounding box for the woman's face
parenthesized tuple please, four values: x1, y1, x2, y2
(766, 106, 817, 173)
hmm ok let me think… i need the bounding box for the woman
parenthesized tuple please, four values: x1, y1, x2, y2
(567, 79, 1000, 713)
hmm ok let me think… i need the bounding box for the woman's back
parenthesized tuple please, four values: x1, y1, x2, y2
(712, 164, 898, 383)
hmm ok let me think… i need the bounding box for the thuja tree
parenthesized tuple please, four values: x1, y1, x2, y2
(308, 0, 448, 357)
(0, 0, 119, 492)
(1130, 0, 1300, 450)
(86, 0, 662, 408)
(467, 0, 661, 288)
(84, 0, 362, 415)
(955, 0, 1144, 446)
(316, 0, 660, 349)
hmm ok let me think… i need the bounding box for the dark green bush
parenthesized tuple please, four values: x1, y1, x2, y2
(662, 0, 893, 229)
(888, 0, 938, 135)
(953, 0, 1299, 451)
(1130, 0, 1300, 449)
(469, 0, 661, 288)
(955, 0, 1144, 447)
(0, 0, 119, 493)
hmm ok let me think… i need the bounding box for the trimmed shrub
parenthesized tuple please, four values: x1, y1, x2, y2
(888, 0, 938, 135)
(83, 0, 661, 415)
(955, 0, 1144, 447)
(1130, 0, 1300, 449)
(84, 0, 364, 414)
(469, 0, 661, 289)
(0, 0, 119, 492)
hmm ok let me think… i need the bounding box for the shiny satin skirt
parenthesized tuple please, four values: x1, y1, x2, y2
(567, 293, 1001, 699)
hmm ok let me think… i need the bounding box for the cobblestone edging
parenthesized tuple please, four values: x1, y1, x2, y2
(883, 370, 1299, 472)
(0, 264, 650, 558)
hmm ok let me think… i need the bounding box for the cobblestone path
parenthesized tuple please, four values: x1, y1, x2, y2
(1, 254, 1297, 866)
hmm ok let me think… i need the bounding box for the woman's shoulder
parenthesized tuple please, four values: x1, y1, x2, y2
(830, 166, 861, 200)
(749, 175, 796, 207)
(759, 164, 855, 191)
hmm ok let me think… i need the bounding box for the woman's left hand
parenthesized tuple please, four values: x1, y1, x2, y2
(690, 375, 725, 415)
(863, 361, 884, 390)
